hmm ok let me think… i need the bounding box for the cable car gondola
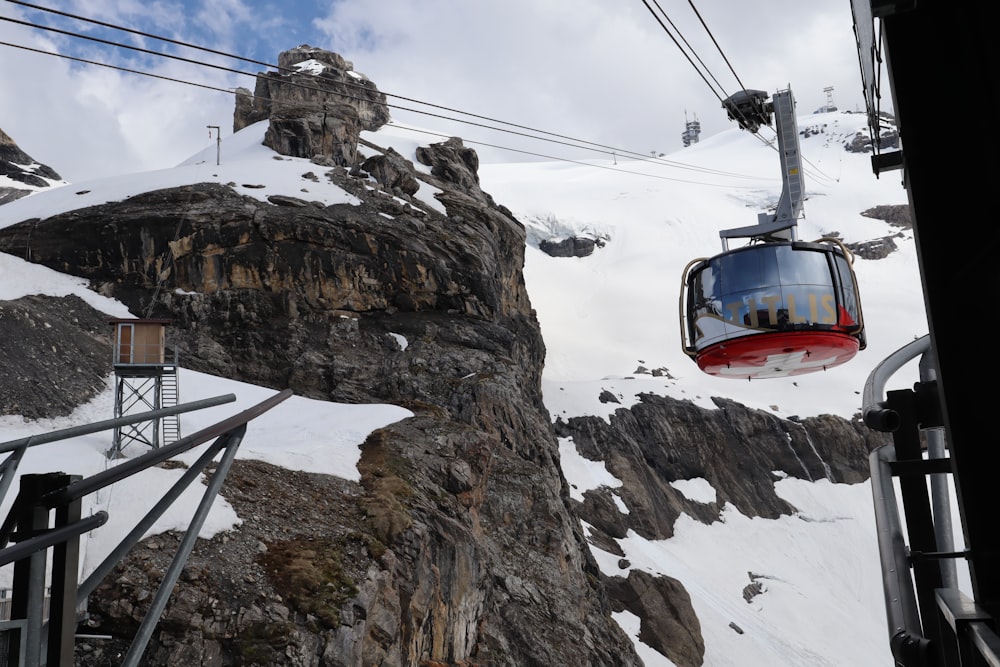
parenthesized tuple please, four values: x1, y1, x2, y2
(680, 238, 865, 379)
(679, 88, 866, 380)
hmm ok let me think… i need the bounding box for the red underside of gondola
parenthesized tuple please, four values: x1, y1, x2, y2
(696, 331, 861, 379)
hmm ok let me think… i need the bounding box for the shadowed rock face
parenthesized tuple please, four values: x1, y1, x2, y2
(1, 127, 62, 203)
(558, 394, 887, 667)
(559, 394, 885, 540)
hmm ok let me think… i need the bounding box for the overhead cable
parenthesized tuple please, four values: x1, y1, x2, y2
(4, 0, 284, 72)
(638, 0, 726, 105)
(684, 0, 751, 99)
(3, 2, 736, 173)
(384, 123, 774, 187)
(639, 0, 838, 185)
(0, 39, 776, 188)
(0, 12, 771, 182)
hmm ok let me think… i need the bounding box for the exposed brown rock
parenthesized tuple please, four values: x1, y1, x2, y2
(233, 45, 390, 167)
(0, 125, 643, 666)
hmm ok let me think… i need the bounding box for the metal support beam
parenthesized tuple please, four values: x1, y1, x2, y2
(885, 388, 946, 663)
(48, 474, 83, 667)
(7, 474, 68, 666)
(0, 389, 291, 665)
(122, 426, 247, 667)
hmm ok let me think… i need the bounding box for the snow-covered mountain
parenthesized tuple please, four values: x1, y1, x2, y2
(0, 102, 929, 665)
(0, 126, 66, 204)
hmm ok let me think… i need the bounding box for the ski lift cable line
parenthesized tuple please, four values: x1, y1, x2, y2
(685, 0, 751, 96)
(679, 0, 841, 185)
(679, 0, 779, 143)
(385, 122, 778, 188)
(640, 0, 840, 187)
(0, 13, 642, 162)
(0, 39, 236, 94)
(0, 26, 772, 182)
(638, 0, 831, 186)
(3, 2, 747, 174)
(0, 42, 756, 184)
(638, 0, 727, 104)
(8, 0, 626, 147)
(0, 39, 778, 189)
(637, 0, 775, 157)
(10, 0, 837, 185)
(3, 0, 284, 73)
(646, 0, 731, 100)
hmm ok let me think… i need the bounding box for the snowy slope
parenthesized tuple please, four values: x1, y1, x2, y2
(477, 109, 922, 422)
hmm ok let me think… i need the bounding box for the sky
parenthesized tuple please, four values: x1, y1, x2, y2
(0, 99, 953, 664)
(0, 0, 884, 184)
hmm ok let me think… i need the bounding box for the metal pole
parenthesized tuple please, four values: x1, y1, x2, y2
(870, 446, 932, 664)
(919, 347, 958, 590)
(76, 439, 226, 604)
(0, 394, 236, 455)
(207, 125, 220, 165)
(0, 443, 28, 509)
(122, 426, 246, 667)
(8, 474, 64, 667)
(48, 475, 83, 667)
(0, 512, 108, 567)
(44, 389, 291, 507)
(153, 375, 162, 449)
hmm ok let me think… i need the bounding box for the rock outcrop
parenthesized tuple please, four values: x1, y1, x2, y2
(538, 236, 605, 258)
(862, 204, 912, 229)
(843, 123, 900, 153)
(559, 395, 885, 544)
(234, 46, 390, 166)
(0, 127, 63, 204)
(843, 203, 912, 260)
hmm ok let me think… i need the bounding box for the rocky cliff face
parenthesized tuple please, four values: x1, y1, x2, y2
(234, 45, 390, 166)
(0, 47, 888, 667)
(0, 127, 63, 204)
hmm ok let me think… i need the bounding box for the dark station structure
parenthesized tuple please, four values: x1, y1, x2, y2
(854, 0, 1000, 664)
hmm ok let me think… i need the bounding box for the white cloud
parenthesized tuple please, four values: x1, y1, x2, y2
(2, 1, 888, 181)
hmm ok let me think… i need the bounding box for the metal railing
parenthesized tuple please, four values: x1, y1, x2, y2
(0, 388, 292, 666)
(863, 334, 1000, 666)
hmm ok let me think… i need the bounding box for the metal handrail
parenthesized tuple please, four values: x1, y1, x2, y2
(0, 394, 235, 455)
(864, 334, 936, 665)
(861, 333, 999, 666)
(0, 512, 108, 567)
(43, 389, 291, 506)
(862, 334, 931, 431)
(0, 388, 293, 666)
(870, 444, 932, 664)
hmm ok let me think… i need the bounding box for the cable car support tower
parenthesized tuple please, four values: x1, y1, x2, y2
(719, 88, 803, 246)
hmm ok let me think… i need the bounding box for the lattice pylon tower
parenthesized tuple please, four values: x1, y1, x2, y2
(109, 372, 163, 457)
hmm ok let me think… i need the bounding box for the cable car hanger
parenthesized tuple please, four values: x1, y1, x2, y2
(679, 87, 866, 380)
